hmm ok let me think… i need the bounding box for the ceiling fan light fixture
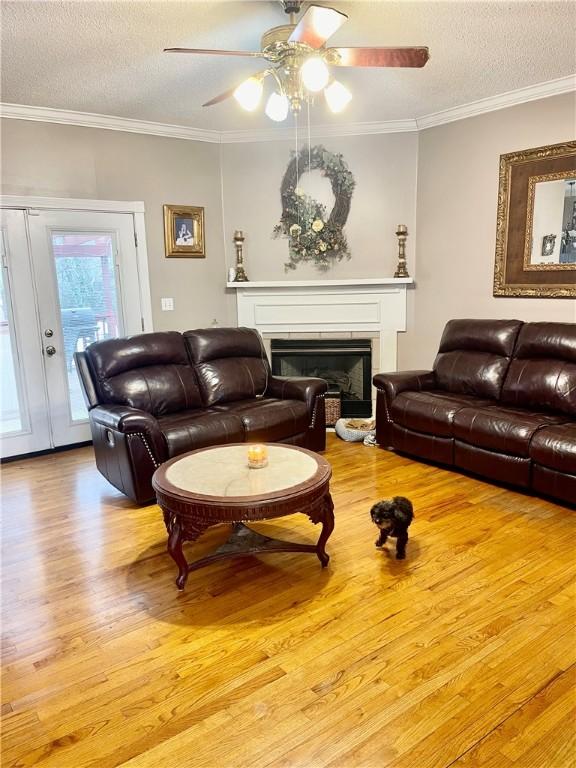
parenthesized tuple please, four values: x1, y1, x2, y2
(265, 92, 289, 121)
(300, 57, 330, 92)
(233, 76, 264, 111)
(324, 80, 352, 113)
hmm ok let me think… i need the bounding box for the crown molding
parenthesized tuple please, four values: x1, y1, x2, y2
(220, 119, 418, 142)
(416, 75, 576, 130)
(0, 103, 222, 143)
(1, 75, 574, 143)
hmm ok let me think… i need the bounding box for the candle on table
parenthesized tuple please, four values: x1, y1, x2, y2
(247, 444, 268, 469)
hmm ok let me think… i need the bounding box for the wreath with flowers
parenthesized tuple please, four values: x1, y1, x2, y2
(273, 145, 356, 271)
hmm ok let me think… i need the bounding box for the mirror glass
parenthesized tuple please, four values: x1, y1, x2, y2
(530, 177, 576, 265)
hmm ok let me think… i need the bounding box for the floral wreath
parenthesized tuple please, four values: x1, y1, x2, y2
(273, 145, 356, 271)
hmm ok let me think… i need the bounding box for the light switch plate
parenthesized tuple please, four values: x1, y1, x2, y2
(161, 298, 174, 311)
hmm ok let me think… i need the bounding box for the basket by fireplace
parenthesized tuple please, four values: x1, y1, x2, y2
(325, 391, 342, 427)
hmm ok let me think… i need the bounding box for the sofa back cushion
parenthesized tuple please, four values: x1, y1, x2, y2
(85, 331, 202, 416)
(433, 319, 523, 400)
(501, 322, 576, 416)
(184, 327, 269, 406)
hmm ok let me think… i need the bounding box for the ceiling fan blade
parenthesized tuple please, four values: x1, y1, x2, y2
(331, 47, 429, 68)
(288, 5, 348, 49)
(202, 71, 268, 107)
(202, 86, 238, 108)
(164, 47, 262, 57)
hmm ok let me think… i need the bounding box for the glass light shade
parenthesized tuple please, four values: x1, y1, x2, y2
(312, 6, 345, 40)
(301, 57, 330, 92)
(324, 80, 352, 113)
(265, 92, 289, 122)
(233, 77, 263, 111)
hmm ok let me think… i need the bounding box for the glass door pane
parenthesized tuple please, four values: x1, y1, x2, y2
(0, 232, 24, 434)
(51, 232, 123, 422)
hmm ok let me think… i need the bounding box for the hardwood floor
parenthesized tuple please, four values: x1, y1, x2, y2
(1, 435, 575, 768)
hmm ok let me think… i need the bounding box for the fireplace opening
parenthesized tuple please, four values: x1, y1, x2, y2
(271, 339, 372, 418)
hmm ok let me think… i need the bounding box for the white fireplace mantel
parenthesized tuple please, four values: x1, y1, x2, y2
(228, 277, 413, 374)
(227, 278, 413, 289)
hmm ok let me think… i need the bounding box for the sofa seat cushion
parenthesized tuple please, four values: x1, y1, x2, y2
(213, 398, 309, 442)
(453, 406, 567, 458)
(530, 423, 576, 475)
(390, 391, 493, 437)
(158, 409, 245, 458)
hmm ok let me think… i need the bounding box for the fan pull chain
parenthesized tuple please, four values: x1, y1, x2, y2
(295, 110, 300, 231)
(307, 99, 311, 176)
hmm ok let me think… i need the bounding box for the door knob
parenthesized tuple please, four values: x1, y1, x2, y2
(44, 328, 54, 338)
(45, 345, 56, 356)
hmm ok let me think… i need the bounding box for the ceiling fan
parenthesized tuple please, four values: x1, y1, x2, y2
(165, 1, 429, 121)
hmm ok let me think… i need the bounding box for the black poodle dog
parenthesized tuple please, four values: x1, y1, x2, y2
(370, 496, 414, 560)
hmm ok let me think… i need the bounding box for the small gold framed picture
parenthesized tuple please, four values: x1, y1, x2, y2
(163, 205, 205, 258)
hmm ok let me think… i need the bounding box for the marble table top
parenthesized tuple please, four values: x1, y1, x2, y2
(165, 444, 319, 499)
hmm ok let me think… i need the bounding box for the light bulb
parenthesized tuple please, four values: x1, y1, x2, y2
(301, 57, 330, 92)
(233, 77, 263, 111)
(265, 92, 289, 122)
(324, 80, 352, 113)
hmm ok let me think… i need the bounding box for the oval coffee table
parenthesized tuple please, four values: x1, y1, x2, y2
(152, 443, 334, 590)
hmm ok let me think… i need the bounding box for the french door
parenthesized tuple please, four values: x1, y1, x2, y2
(1, 204, 150, 458)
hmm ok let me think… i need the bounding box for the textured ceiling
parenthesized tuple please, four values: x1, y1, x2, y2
(2, 0, 575, 131)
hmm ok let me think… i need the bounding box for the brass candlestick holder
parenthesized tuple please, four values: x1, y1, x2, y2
(394, 224, 409, 278)
(233, 230, 249, 282)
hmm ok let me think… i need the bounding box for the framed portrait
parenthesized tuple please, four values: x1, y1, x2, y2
(493, 141, 576, 297)
(163, 205, 205, 258)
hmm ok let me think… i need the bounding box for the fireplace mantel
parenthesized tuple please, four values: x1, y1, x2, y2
(227, 277, 413, 289)
(228, 277, 413, 375)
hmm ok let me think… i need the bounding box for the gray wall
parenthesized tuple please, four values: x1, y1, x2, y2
(221, 132, 419, 281)
(0, 119, 234, 331)
(400, 92, 576, 369)
(2, 92, 574, 363)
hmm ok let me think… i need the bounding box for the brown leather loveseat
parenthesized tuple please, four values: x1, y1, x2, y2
(373, 319, 576, 505)
(76, 327, 327, 504)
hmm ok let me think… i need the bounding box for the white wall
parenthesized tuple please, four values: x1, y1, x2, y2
(221, 132, 419, 281)
(400, 92, 576, 369)
(0, 118, 234, 331)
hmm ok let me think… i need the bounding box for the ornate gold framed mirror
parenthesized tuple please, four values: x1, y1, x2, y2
(493, 141, 576, 297)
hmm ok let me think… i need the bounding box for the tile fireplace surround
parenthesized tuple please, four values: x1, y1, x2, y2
(227, 278, 413, 411)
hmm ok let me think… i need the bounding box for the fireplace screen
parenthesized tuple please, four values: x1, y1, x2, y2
(271, 339, 372, 418)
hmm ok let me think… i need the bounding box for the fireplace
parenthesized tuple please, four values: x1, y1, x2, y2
(271, 339, 372, 418)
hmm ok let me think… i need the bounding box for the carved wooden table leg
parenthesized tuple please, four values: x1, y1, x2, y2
(166, 516, 188, 590)
(316, 492, 335, 567)
(165, 513, 212, 590)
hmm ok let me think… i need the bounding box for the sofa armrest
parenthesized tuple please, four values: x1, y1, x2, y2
(89, 405, 167, 462)
(266, 376, 327, 452)
(373, 370, 436, 400)
(373, 370, 435, 449)
(266, 376, 328, 416)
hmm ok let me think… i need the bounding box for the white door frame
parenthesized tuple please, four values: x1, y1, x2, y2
(0, 196, 153, 333)
(1, 209, 52, 456)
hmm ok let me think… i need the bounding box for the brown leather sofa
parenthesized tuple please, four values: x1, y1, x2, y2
(374, 319, 576, 506)
(76, 327, 327, 504)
